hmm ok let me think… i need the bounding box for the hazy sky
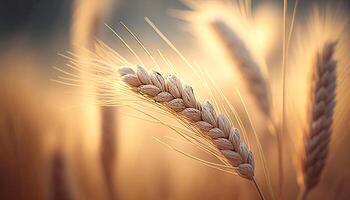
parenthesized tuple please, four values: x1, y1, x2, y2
(0, 0, 348, 58)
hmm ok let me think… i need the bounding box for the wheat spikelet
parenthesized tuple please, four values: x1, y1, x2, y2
(211, 19, 271, 116)
(120, 65, 256, 180)
(299, 41, 337, 199)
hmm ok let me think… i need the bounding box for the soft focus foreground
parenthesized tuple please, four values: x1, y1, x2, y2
(0, 0, 350, 200)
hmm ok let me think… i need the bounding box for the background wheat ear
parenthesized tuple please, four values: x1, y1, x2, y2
(119, 65, 265, 200)
(210, 18, 283, 196)
(210, 19, 271, 116)
(299, 41, 337, 200)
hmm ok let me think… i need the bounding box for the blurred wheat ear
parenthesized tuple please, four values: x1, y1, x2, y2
(119, 65, 265, 200)
(211, 19, 271, 116)
(211, 18, 284, 195)
(299, 41, 337, 200)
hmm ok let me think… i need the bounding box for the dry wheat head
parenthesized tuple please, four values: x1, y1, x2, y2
(211, 19, 271, 116)
(301, 41, 337, 193)
(119, 65, 255, 180)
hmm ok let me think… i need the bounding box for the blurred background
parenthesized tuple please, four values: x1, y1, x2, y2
(0, 0, 349, 200)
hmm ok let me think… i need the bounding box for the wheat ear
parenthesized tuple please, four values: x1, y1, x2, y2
(299, 41, 337, 200)
(119, 65, 264, 200)
(211, 19, 271, 115)
(211, 18, 283, 195)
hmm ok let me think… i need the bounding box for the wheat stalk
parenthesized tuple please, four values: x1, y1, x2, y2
(299, 41, 337, 200)
(211, 19, 271, 116)
(119, 65, 264, 200)
(71, 1, 117, 199)
(50, 149, 71, 200)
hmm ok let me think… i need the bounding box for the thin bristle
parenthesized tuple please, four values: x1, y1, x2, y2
(121, 64, 256, 180)
(300, 41, 337, 199)
(210, 19, 271, 115)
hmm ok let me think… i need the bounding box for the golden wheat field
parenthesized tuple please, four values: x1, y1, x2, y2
(1, 0, 350, 199)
